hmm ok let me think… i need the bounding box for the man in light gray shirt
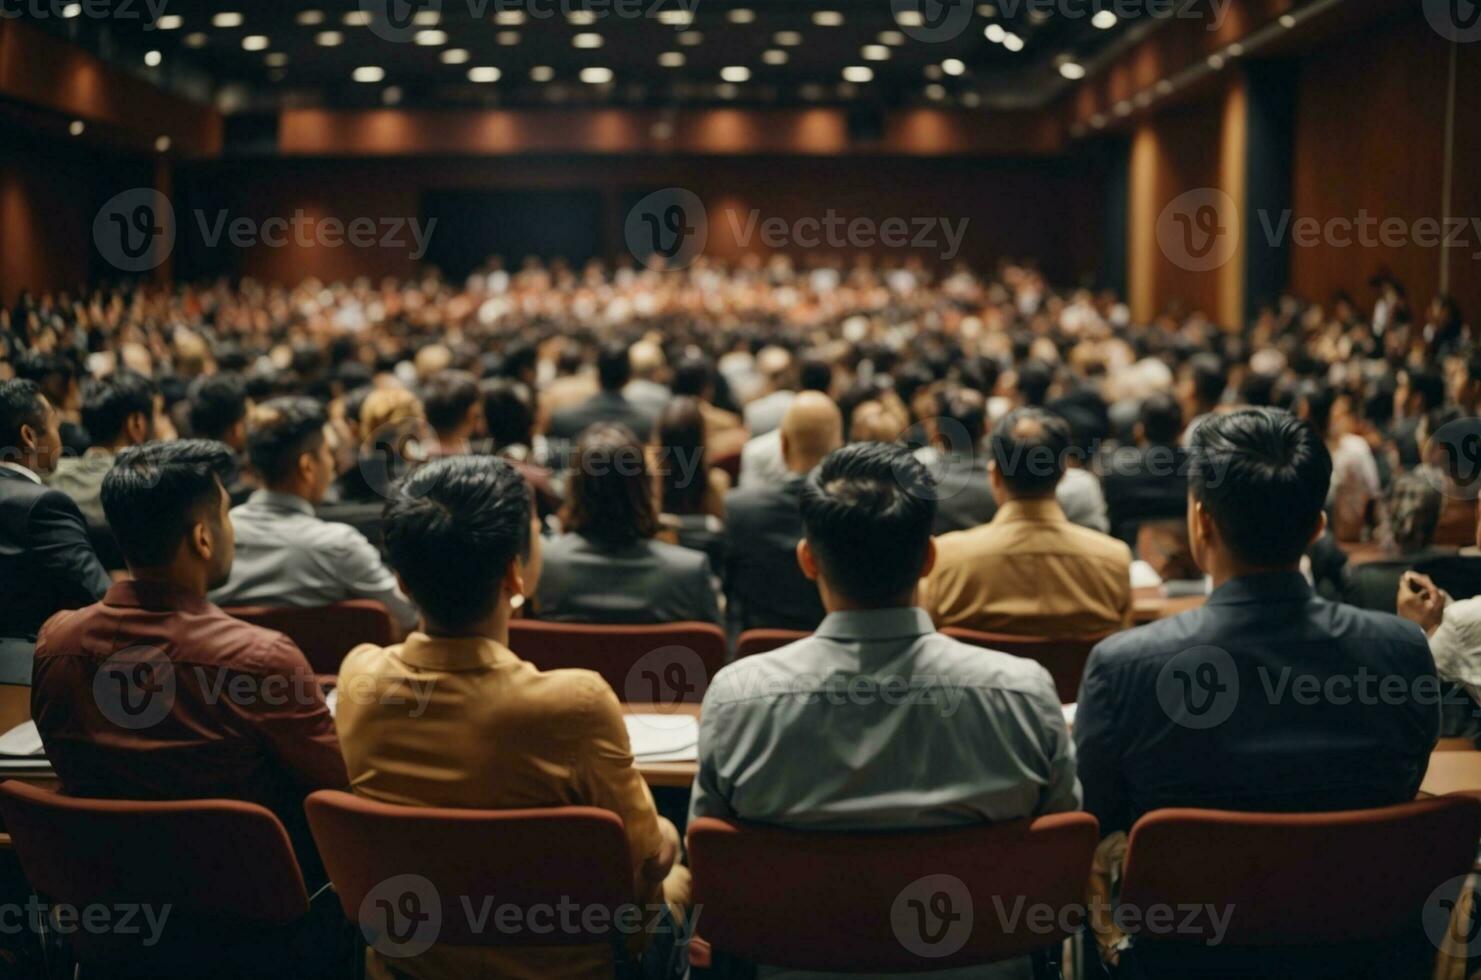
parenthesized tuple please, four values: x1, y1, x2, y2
(691, 442, 1080, 980)
(210, 397, 418, 630)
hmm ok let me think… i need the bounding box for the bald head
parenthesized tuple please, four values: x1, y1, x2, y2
(780, 391, 844, 474)
(630, 340, 665, 381)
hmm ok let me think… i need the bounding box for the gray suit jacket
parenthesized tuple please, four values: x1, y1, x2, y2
(535, 532, 721, 625)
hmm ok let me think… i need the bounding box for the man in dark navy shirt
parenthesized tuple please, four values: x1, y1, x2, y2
(1075, 408, 1437, 837)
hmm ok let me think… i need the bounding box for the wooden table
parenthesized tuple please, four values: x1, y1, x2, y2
(1421, 749, 1481, 797)
(625, 702, 701, 788)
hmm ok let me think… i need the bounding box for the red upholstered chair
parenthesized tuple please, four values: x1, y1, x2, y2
(687, 813, 1099, 976)
(1117, 796, 1481, 978)
(0, 781, 311, 975)
(304, 791, 638, 970)
(509, 620, 725, 703)
(734, 628, 811, 660)
(223, 599, 397, 675)
(940, 627, 1107, 704)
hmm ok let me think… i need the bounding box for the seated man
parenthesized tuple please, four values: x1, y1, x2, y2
(337, 456, 688, 979)
(693, 441, 1078, 978)
(187, 372, 254, 504)
(49, 370, 157, 526)
(1101, 391, 1189, 547)
(0, 379, 110, 639)
(32, 440, 346, 874)
(421, 368, 483, 459)
(923, 408, 1133, 637)
(723, 391, 842, 632)
(1076, 408, 1437, 836)
(210, 397, 418, 631)
(927, 387, 998, 534)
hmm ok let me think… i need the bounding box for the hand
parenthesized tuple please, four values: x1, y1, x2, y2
(1397, 572, 1445, 633)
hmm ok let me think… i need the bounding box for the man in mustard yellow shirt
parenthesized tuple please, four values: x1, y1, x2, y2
(923, 408, 1133, 638)
(336, 456, 688, 980)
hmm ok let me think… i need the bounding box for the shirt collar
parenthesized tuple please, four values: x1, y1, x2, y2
(1206, 570, 1313, 606)
(244, 489, 316, 517)
(993, 497, 1066, 524)
(814, 607, 935, 642)
(397, 632, 520, 673)
(104, 579, 216, 615)
(0, 462, 41, 485)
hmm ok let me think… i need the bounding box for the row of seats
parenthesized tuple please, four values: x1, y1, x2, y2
(1, 780, 1475, 978)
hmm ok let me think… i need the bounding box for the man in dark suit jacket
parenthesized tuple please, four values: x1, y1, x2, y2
(1076, 408, 1437, 838)
(0, 380, 110, 639)
(547, 341, 654, 453)
(1102, 391, 1189, 547)
(724, 391, 841, 632)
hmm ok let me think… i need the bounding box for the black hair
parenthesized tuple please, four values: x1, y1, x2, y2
(481, 377, 535, 449)
(1188, 408, 1332, 568)
(344, 385, 374, 427)
(80, 371, 155, 446)
(990, 407, 1071, 496)
(246, 397, 327, 485)
(799, 441, 936, 606)
(422, 370, 482, 436)
(0, 379, 46, 457)
(101, 440, 235, 568)
(799, 356, 834, 394)
(672, 355, 713, 398)
(597, 341, 632, 392)
(1141, 392, 1183, 447)
(383, 456, 532, 631)
(1186, 353, 1228, 410)
(940, 387, 987, 449)
(1015, 359, 1054, 407)
(187, 373, 248, 441)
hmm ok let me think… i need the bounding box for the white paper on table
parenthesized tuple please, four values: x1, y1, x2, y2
(0, 721, 44, 758)
(1130, 560, 1163, 590)
(625, 714, 699, 762)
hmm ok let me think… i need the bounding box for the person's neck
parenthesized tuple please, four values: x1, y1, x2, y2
(820, 584, 918, 614)
(129, 565, 209, 597)
(1207, 559, 1301, 591)
(423, 606, 511, 647)
(264, 482, 311, 504)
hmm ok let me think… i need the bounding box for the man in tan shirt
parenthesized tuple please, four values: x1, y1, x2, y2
(923, 408, 1133, 637)
(336, 456, 687, 980)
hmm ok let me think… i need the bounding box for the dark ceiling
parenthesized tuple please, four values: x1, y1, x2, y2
(22, 0, 1155, 111)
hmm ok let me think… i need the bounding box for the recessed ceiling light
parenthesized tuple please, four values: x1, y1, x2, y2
(1091, 10, 1118, 28)
(813, 10, 844, 26)
(1155, 79, 1174, 94)
(495, 11, 525, 25)
(727, 8, 755, 23)
(242, 35, 269, 51)
(799, 83, 824, 100)
(441, 48, 469, 63)
(657, 9, 693, 25)
(1003, 32, 1024, 51)
(879, 30, 906, 45)
(468, 66, 501, 82)
(985, 23, 1006, 42)
(862, 45, 889, 60)
(1207, 53, 1226, 69)
(295, 10, 324, 25)
(1134, 91, 1152, 107)
(977, 3, 996, 14)
(568, 10, 596, 25)
(926, 83, 946, 100)
(155, 14, 182, 29)
(942, 58, 966, 75)
(962, 91, 982, 107)
(761, 49, 788, 65)
(413, 10, 439, 25)
(316, 31, 343, 46)
(414, 29, 447, 45)
(1059, 61, 1086, 79)
(382, 86, 403, 105)
(841, 65, 873, 83)
(678, 30, 703, 45)
(836, 82, 857, 98)
(144, 49, 162, 66)
(721, 65, 751, 82)
(68, 120, 84, 136)
(1226, 42, 1244, 56)
(1091, 114, 1107, 128)
(774, 30, 802, 45)
(183, 32, 207, 47)
(265, 52, 288, 67)
(717, 83, 738, 99)
(1114, 101, 1132, 116)
(531, 65, 554, 81)
(572, 32, 603, 48)
(658, 51, 685, 67)
(342, 11, 371, 26)
(924, 64, 943, 80)
(1279, 13, 1297, 27)
(154, 135, 171, 152)
(60, 2, 80, 16)
(580, 66, 614, 84)
(895, 10, 922, 26)
(497, 31, 520, 44)
(211, 11, 242, 27)
(352, 66, 385, 83)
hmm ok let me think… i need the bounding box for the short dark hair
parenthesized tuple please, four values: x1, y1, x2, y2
(422, 370, 482, 435)
(991, 408, 1070, 496)
(481, 378, 535, 449)
(671, 355, 713, 398)
(800, 442, 936, 606)
(1189, 408, 1332, 567)
(101, 440, 234, 568)
(940, 387, 987, 449)
(799, 356, 834, 394)
(246, 397, 326, 485)
(0, 379, 46, 456)
(1141, 392, 1184, 446)
(383, 456, 532, 631)
(1187, 353, 1227, 409)
(187, 373, 248, 441)
(1015, 359, 1054, 407)
(80, 371, 155, 446)
(596, 342, 632, 392)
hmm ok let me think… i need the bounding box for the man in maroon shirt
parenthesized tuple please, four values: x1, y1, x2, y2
(32, 439, 347, 877)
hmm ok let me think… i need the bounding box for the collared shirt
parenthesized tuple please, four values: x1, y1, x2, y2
(210, 490, 418, 630)
(337, 633, 670, 980)
(922, 497, 1133, 637)
(47, 447, 114, 526)
(691, 607, 1077, 980)
(1430, 595, 1481, 701)
(0, 461, 40, 485)
(1074, 572, 1438, 835)
(32, 580, 346, 870)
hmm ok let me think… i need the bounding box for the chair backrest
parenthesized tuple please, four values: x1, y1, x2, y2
(1120, 796, 1481, 948)
(510, 620, 725, 703)
(734, 629, 811, 660)
(224, 599, 397, 675)
(941, 628, 1106, 704)
(305, 790, 634, 951)
(688, 813, 1099, 972)
(0, 781, 307, 959)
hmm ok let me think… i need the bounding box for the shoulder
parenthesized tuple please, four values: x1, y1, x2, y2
(26, 486, 88, 523)
(1060, 521, 1133, 564)
(649, 539, 710, 573)
(1085, 611, 1202, 677)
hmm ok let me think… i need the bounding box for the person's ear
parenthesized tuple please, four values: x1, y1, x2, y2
(298, 449, 316, 485)
(190, 519, 213, 564)
(796, 539, 820, 581)
(779, 431, 792, 467)
(502, 556, 527, 606)
(126, 411, 148, 445)
(919, 537, 937, 578)
(1309, 509, 1328, 548)
(16, 422, 38, 453)
(987, 460, 1003, 494)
